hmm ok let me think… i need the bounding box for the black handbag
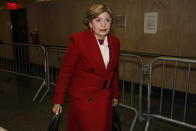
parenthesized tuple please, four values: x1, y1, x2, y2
(48, 114, 60, 131)
(112, 106, 122, 131)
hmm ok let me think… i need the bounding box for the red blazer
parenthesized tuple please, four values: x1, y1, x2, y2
(54, 30, 120, 104)
(53, 30, 120, 131)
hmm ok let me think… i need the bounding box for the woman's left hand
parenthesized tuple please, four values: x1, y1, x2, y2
(112, 98, 118, 106)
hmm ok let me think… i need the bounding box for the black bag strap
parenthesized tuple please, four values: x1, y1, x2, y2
(48, 114, 60, 131)
(112, 106, 121, 131)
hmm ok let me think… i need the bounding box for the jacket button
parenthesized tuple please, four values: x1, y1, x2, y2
(88, 98, 92, 102)
(91, 68, 95, 73)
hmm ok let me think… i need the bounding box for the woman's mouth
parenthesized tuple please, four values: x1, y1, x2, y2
(100, 29, 107, 32)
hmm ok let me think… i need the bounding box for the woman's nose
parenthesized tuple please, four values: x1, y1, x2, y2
(101, 21, 106, 27)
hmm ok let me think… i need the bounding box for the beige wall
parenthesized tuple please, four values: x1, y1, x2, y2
(0, 0, 195, 58)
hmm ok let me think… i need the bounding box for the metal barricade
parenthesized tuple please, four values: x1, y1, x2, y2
(46, 46, 66, 92)
(0, 43, 145, 130)
(119, 53, 145, 131)
(145, 57, 196, 130)
(0, 43, 49, 102)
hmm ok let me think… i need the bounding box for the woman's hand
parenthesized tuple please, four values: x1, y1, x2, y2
(53, 104, 62, 115)
(112, 98, 118, 106)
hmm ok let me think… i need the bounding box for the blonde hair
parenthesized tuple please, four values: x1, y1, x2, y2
(84, 3, 113, 28)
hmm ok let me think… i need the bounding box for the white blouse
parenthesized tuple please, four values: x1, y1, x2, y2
(97, 36, 110, 68)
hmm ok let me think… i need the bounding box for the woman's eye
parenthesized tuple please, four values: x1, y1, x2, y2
(106, 19, 111, 22)
(96, 19, 101, 22)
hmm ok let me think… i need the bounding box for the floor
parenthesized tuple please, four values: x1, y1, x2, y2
(0, 71, 195, 131)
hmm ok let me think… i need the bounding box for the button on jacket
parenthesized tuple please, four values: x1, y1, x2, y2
(53, 29, 120, 131)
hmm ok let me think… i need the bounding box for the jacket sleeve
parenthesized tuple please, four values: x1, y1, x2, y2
(53, 35, 79, 104)
(111, 38, 120, 99)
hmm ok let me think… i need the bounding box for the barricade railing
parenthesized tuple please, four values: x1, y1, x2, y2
(119, 52, 145, 131)
(46, 46, 66, 91)
(145, 57, 196, 130)
(2, 43, 196, 130)
(0, 43, 49, 103)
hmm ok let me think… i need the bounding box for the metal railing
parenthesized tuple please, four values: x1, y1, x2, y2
(0, 43, 49, 103)
(145, 57, 196, 130)
(2, 43, 196, 130)
(46, 46, 66, 90)
(119, 53, 145, 131)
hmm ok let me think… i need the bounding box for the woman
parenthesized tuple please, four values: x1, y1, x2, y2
(53, 3, 120, 131)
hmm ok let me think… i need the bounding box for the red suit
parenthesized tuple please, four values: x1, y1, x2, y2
(53, 30, 120, 131)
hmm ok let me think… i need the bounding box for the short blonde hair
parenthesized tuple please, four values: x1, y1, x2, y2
(84, 3, 113, 28)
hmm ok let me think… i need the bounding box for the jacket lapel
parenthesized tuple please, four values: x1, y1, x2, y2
(86, 30, 107, 72)
(85, 31, 116, 73)
(106, 34, 115, 72)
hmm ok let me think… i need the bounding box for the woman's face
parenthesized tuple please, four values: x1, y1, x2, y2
(89, 12, 112, 40)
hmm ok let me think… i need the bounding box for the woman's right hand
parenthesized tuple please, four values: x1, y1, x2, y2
(53, 104, 62, 115)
